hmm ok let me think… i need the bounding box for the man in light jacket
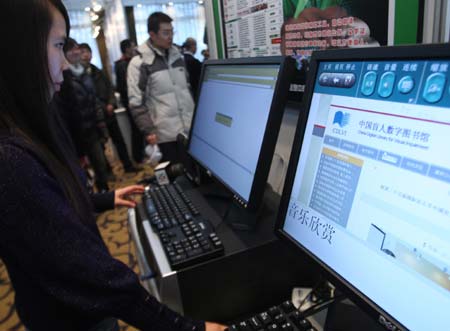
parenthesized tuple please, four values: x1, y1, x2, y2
(127, 12, 194, 163)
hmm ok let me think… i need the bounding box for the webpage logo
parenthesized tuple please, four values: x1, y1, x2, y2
(333, 111, 350, 128)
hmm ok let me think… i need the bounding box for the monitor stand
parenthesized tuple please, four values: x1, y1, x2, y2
(223, 199, 266, 231)
(222, 183, 275, 231)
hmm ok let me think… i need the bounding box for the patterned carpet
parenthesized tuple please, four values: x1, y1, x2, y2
(0, 148, 153, 331)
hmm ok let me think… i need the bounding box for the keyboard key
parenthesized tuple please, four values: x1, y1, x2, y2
(274, 314, 286, 324)
(202, 243, 212, 251)
(225, 301, 317, 331)
(249, 316, 263, 329)
(268, 306, 281, 317)
(289, 313, 302, 329)
(258, 312, 272, 325)
(145, 199, 157, 215)
(280, 323, 293, 331)
(281, 301, 295, 313)
(187, 248, 203, 257)
(296, 319, 312, 331)
(238, 321, 252, 331)
(163, 218, 171, 228)
(213, 240, 223, 248)
(170, 254, 186, 263)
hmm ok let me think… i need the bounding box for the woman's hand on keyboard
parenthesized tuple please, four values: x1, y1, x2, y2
(205, 321, 227, 331)
(114, 185, 145, 208)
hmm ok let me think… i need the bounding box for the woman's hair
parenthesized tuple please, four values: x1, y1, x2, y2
(0, 0, 93, 220)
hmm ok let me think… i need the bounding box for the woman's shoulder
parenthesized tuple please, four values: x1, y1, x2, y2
(0, 134, 46, 179)
(0, 135, 62, 217)
(0, 134, 25, 157)
(0, 134, 30, 157)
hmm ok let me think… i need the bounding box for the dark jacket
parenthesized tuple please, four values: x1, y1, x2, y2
(0, 133, 205, 331)
(49, 98, 115, 211)
(88, 64, 116, 113)
(59, 69, 107, 156)
(183, 52, 202, 98)
(115, 56, 132, 108)
(61, 69, 105, 133)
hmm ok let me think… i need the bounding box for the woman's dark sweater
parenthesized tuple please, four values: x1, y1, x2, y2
(0, 134, 205, 331)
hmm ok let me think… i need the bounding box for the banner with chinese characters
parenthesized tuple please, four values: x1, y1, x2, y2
(281, 0, 389, 58)
(221, 0, 389, 59)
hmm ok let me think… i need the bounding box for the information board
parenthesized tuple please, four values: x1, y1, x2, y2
(223, 0, 284, 58)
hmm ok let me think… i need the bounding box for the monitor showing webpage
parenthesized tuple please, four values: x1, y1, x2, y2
(189, 64, 280, 203)
(283, 58, 450, 330)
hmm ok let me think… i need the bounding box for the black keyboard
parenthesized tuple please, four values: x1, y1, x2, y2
(227, 300, 317, 331)
(143, 183, 224, 269)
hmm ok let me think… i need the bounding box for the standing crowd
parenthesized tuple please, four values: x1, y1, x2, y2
(58, 12, 209, 192)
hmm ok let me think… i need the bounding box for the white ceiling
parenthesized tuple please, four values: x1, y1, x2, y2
(62, 0, 94, 10)
(62, 0, 194, 10)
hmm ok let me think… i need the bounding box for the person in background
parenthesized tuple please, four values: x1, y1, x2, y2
(0, 0, 226, 330)
(200, 49, 210, 62)
(51, 90, 142, 211)
(114, 39, 145, 163)
(182, 37, 202, 98)
(79, 43, 139, 174)
(127, 12, 194, 164)
(62, 38, 110, 191)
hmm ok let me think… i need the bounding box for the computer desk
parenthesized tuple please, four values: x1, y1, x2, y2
(128, 174, 320, 323)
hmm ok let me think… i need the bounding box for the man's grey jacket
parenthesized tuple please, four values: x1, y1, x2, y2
(127, 40, 194, 143)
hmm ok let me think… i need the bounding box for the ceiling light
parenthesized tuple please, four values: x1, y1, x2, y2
(137, 3, 142, 7)
(93, 4, 102, 12)
(84, 6, 91, 12)
(91, 14, 99, 21)
(168, 2, 174, 6)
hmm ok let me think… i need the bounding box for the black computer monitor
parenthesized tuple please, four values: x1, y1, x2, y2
(188, 56, 295, 213)
(275, 43, 450, 330)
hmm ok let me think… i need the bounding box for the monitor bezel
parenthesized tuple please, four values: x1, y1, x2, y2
(274, 43, 450, 331)
(187, 56, 295, 211)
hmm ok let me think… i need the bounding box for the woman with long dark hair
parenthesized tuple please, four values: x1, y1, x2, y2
(0, 1, 225, 330)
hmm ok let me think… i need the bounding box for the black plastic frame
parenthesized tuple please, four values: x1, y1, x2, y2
(274, 43, 450, 331)
(187, 56, 295, 211)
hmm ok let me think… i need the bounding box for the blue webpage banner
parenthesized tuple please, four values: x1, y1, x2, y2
(314, 60, 450, 108)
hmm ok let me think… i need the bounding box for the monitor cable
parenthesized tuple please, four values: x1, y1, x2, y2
(297, 278, 334, 310)
(296, 279, 346, 318)
(300, 293, 346, 319)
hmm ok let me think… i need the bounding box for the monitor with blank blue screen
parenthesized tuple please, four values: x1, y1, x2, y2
(188, 56, 294, 211)
(275, 44, 450, 331)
